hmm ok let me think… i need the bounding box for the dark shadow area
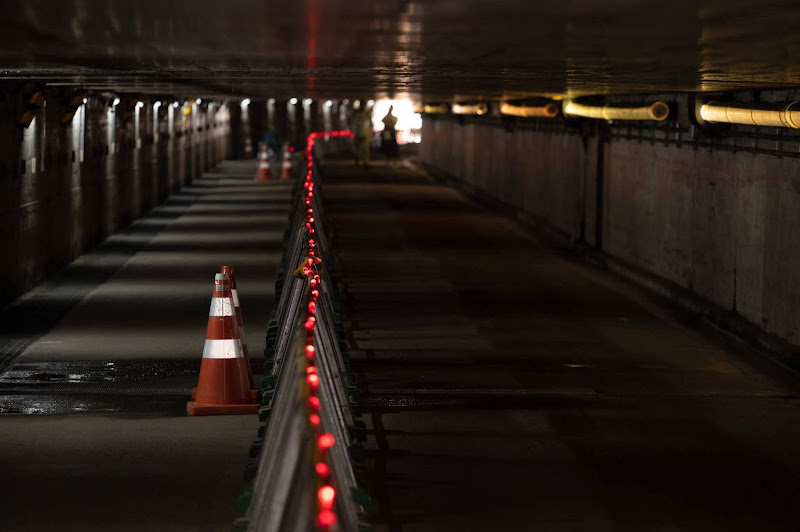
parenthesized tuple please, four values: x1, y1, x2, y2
(325, 156, 800, 531)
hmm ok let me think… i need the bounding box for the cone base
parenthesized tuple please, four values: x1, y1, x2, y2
(256, 171, 272, 181)
(191, 387, 261, 401)
(187, 401, 261, 416)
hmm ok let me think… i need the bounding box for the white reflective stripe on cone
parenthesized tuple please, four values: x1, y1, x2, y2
(215, 284, 230, 292)
(209, 298, 234, 316)
(202, 339, 242, 359)
(232, 289, 240, 307)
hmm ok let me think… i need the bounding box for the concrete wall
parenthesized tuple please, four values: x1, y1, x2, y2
(0, 88, 231, 307)
(422, 119, 590, 242)
(420, 112, 800, 347)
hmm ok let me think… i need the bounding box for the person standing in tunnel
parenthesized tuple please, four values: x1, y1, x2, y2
(381, 105, 399, 164)
(352, 101, 372, 167)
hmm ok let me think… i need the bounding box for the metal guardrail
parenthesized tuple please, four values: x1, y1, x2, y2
(234, 131, 368, 532)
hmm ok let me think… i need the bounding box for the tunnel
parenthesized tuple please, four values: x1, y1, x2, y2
(2, 1, 800, 531)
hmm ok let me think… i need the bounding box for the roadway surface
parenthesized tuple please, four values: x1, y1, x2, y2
(0, 160, 289, 531)
(322, 158, 800, 532)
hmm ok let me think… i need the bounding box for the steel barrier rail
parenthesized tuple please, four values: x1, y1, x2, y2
(234, 131, 367, 532)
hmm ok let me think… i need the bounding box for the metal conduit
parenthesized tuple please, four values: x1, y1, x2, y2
(500, 102, 560, 118)
(699, 100, 800, 128)
(564, 100, 669, 121)
(422, 104, 449, 114)
(451, 103, 489, 115)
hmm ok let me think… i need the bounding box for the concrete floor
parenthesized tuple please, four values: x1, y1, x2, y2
(0, 160, 291, 531)
(322, 159, 800, 532)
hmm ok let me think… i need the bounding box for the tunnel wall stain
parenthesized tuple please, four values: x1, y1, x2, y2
(420, 114, 800, 348)
(0, 89, 231, 308)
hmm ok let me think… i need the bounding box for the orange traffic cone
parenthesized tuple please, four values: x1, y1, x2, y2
(190, 266, 260, 401)
(220, 265, 257, 389)
(279, 145, 294, 180)
(187, 273, 260, 416)
(255, 142, 272, 181)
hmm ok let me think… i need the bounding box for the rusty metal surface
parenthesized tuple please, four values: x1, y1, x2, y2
(3, 0, 800, 99)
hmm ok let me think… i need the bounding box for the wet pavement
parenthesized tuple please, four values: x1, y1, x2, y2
(322, 159, 800, 531)
(0, 160, 291, 531)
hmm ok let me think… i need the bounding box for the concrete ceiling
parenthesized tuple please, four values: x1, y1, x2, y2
(2, 0, 800, 101)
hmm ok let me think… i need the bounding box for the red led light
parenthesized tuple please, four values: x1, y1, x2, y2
(308, 396, 320, 411)
(309, 413, 321, 427)
(318, 485, 336, 510)
(308, 301, 317, 314)
(305, 344, 315, 360)
(311, 289, 319, 298)
(317, 433, 335, 451)
(316, 510, 337, 528)
(307, 365, 317, 374)
(307, 372, 320, 391)
(315, 462, 330, 478)
(304, 317, 316, 331)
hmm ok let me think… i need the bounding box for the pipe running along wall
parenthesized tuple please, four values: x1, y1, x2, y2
(564, 100, 669, 121)
(699, 100, 800, 128)
(500, 102, 560, 118)
(451, 103, 489, 115)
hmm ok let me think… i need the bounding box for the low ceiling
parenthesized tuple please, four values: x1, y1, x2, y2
(2, 0, 800, 101)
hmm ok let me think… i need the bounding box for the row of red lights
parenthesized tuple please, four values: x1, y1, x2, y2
(301, 129, 354, 531)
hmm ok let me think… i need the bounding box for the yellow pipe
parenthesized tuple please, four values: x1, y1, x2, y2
(564, 100, 669, 121)
(500, 102, 559, 118)
(422, 104, 449, 114)
(451, 103, 489, 115)
(699, 101, 800, 128)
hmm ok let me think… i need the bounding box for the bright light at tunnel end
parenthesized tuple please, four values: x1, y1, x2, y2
(372, 99, 423, 144)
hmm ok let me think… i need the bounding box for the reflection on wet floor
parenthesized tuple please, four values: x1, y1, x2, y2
(0, 359, 265, 415)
